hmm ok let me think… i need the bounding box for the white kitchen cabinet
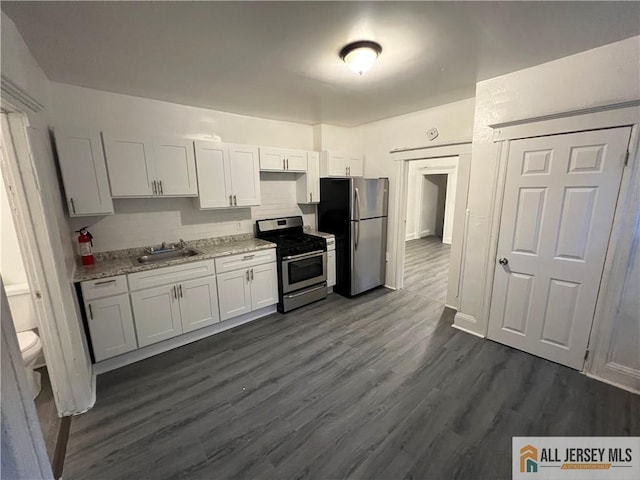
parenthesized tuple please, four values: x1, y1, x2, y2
(54, 128, 114, 216)
(259, 147, 307, 172)
(85, 293, 137, 361)
(195, 141, 261, 208)
(131, 284, 182, 347)
(103, 133, 197, 197)
(179, 276, 220, 333)
(152, 137, 198, 196)
(250, 263, 278, 310)
(217, 269, 252, 321)
(102, 133, 155, 196)
(327, 250, 336, 288)
(296, 151, 320, 204)
(320, 151, 364, 177)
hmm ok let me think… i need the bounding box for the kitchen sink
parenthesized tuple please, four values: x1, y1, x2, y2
(135, 248, 201, 264)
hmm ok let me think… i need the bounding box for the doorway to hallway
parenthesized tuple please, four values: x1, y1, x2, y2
(403, 236, 451, 302)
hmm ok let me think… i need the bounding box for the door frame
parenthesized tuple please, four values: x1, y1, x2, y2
(1, 102, 94, 415)
(413, 169, 454, 243)
(478, 103, 639, 375)
(391, 142, 472, 309)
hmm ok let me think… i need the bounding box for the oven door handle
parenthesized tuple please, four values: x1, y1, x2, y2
(282, 250, 325, 261)
(283, 283, 327, 299)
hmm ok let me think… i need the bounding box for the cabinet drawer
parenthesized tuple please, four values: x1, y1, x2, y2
(215, 248, 276, 274)
(128, 259, 216, 291)
(81, 275, 128, 300)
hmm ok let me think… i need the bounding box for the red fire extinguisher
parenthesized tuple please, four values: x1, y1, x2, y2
(76, 227, 95, 266)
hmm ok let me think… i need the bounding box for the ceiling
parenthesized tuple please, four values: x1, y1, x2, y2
(2, 2, 639, 127)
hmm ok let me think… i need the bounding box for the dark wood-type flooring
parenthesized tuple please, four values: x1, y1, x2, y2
(34, 367, 59, 461)
(64, 288, 639, 480)
(403, 236, 451, 302)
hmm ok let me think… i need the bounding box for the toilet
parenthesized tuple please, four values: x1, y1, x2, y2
(5, 283, 44, 399)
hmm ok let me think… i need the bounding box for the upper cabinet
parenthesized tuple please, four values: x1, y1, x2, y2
(102, 133, 197, 197)
(320, 151, 364, 177)
(194, 141, 261, 209)
(54, 128, 114, 216)
(296, 151, 320, 204)
(259, 147, 308, 172)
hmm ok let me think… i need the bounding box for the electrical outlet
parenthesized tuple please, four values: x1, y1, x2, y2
(427, 128, 439, 141)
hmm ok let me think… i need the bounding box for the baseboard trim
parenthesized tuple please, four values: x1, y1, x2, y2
(94, 305, 277, 374)
(584, 372, 640, 395)
(451, 323, 486, 338)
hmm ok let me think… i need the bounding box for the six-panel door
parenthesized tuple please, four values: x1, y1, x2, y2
(488, 127, 630, 369)
(217, 269, 252, 320)
(179, 276, 220, 333)
(131, 284, 182, 347)
(86, 294, 137, 361)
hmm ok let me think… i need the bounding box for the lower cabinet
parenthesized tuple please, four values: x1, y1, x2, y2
(86, 293, 137, 361)
(218, 262, 278, 321)
(131, 275, 220, 347)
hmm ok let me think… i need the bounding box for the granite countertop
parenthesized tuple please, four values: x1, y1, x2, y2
(305, 228, 335, 239)
(73, 234, 276, 282)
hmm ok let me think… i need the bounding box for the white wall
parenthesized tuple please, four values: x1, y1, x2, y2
(351, 98, 476, 287)
(49, 83, 318, 252)
(0, 179, 28, 285)
(455, 36, 640, 337)
(405, 156, 458, 243)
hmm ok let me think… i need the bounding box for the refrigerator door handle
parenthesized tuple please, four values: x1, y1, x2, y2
(354, 187, 361, 250)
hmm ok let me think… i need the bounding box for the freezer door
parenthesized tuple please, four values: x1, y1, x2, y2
(350, 178, 389, 220)
(350, 217, 387, 295)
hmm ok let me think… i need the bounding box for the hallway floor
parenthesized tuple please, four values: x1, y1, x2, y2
(403, 236, 451, 302)
(63, 288, 639, 480)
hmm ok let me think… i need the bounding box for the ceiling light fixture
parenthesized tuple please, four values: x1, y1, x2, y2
(340, 40, 382, 76)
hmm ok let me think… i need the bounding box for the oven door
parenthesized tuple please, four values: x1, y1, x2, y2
(281, 250, 327, 294)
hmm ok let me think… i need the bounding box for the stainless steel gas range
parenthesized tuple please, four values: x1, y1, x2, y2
(256, 216, 327, 313)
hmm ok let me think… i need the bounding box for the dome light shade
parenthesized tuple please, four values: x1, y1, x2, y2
(340, 41, 382, 76)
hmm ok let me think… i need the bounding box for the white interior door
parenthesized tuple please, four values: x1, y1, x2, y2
(488, 127, 630, 369)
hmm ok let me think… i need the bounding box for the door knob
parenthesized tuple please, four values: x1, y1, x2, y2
(498, 257, 509, 266)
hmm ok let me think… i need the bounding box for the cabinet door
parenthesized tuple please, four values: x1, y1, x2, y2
(179, 276, 220, 333)
(217, 269, 252, 321)
(250, 263, 278, 310)
(103, 133, 155, 196)
(327, 152, 348, 176)
(228, 144, 261, 206)
(153, 137, 198, 196)
(285, 150, 308, 172)
(259, 147, 286, 171)
(131, 284, 182, 347)
(307, 152, 320, 203)
(194, 141, 233, 208)
(55, 129, 114, 216)
(347, 155, 364, 177)
(327, 250, 336, 288)
(86, 294, 137, 361)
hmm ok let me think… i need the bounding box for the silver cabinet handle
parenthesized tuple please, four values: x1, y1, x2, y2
(234, 195, 237, 206)
(159, 180, 163, 195)
(250, 268, 254, 281)
(283, 159, 286, 170)
(88, 304, 93, 319)
(229, 194, 233, 206)
(243, 254, 255, 260)
(94, 279, 116, 286)
(69, 197, 76, 214)
(152, 180, 157, 195)
(246, 270, 250, 281)
(310, 192, 312, 202)
(286, 158, 289, 170)
(173, 285, 177, 299)
(179, 284, 183, 298)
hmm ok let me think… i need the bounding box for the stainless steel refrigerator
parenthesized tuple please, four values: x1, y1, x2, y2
(318, 177, 389, 297)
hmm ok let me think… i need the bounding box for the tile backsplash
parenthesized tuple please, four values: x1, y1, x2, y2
(69, 173, 316, 252)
